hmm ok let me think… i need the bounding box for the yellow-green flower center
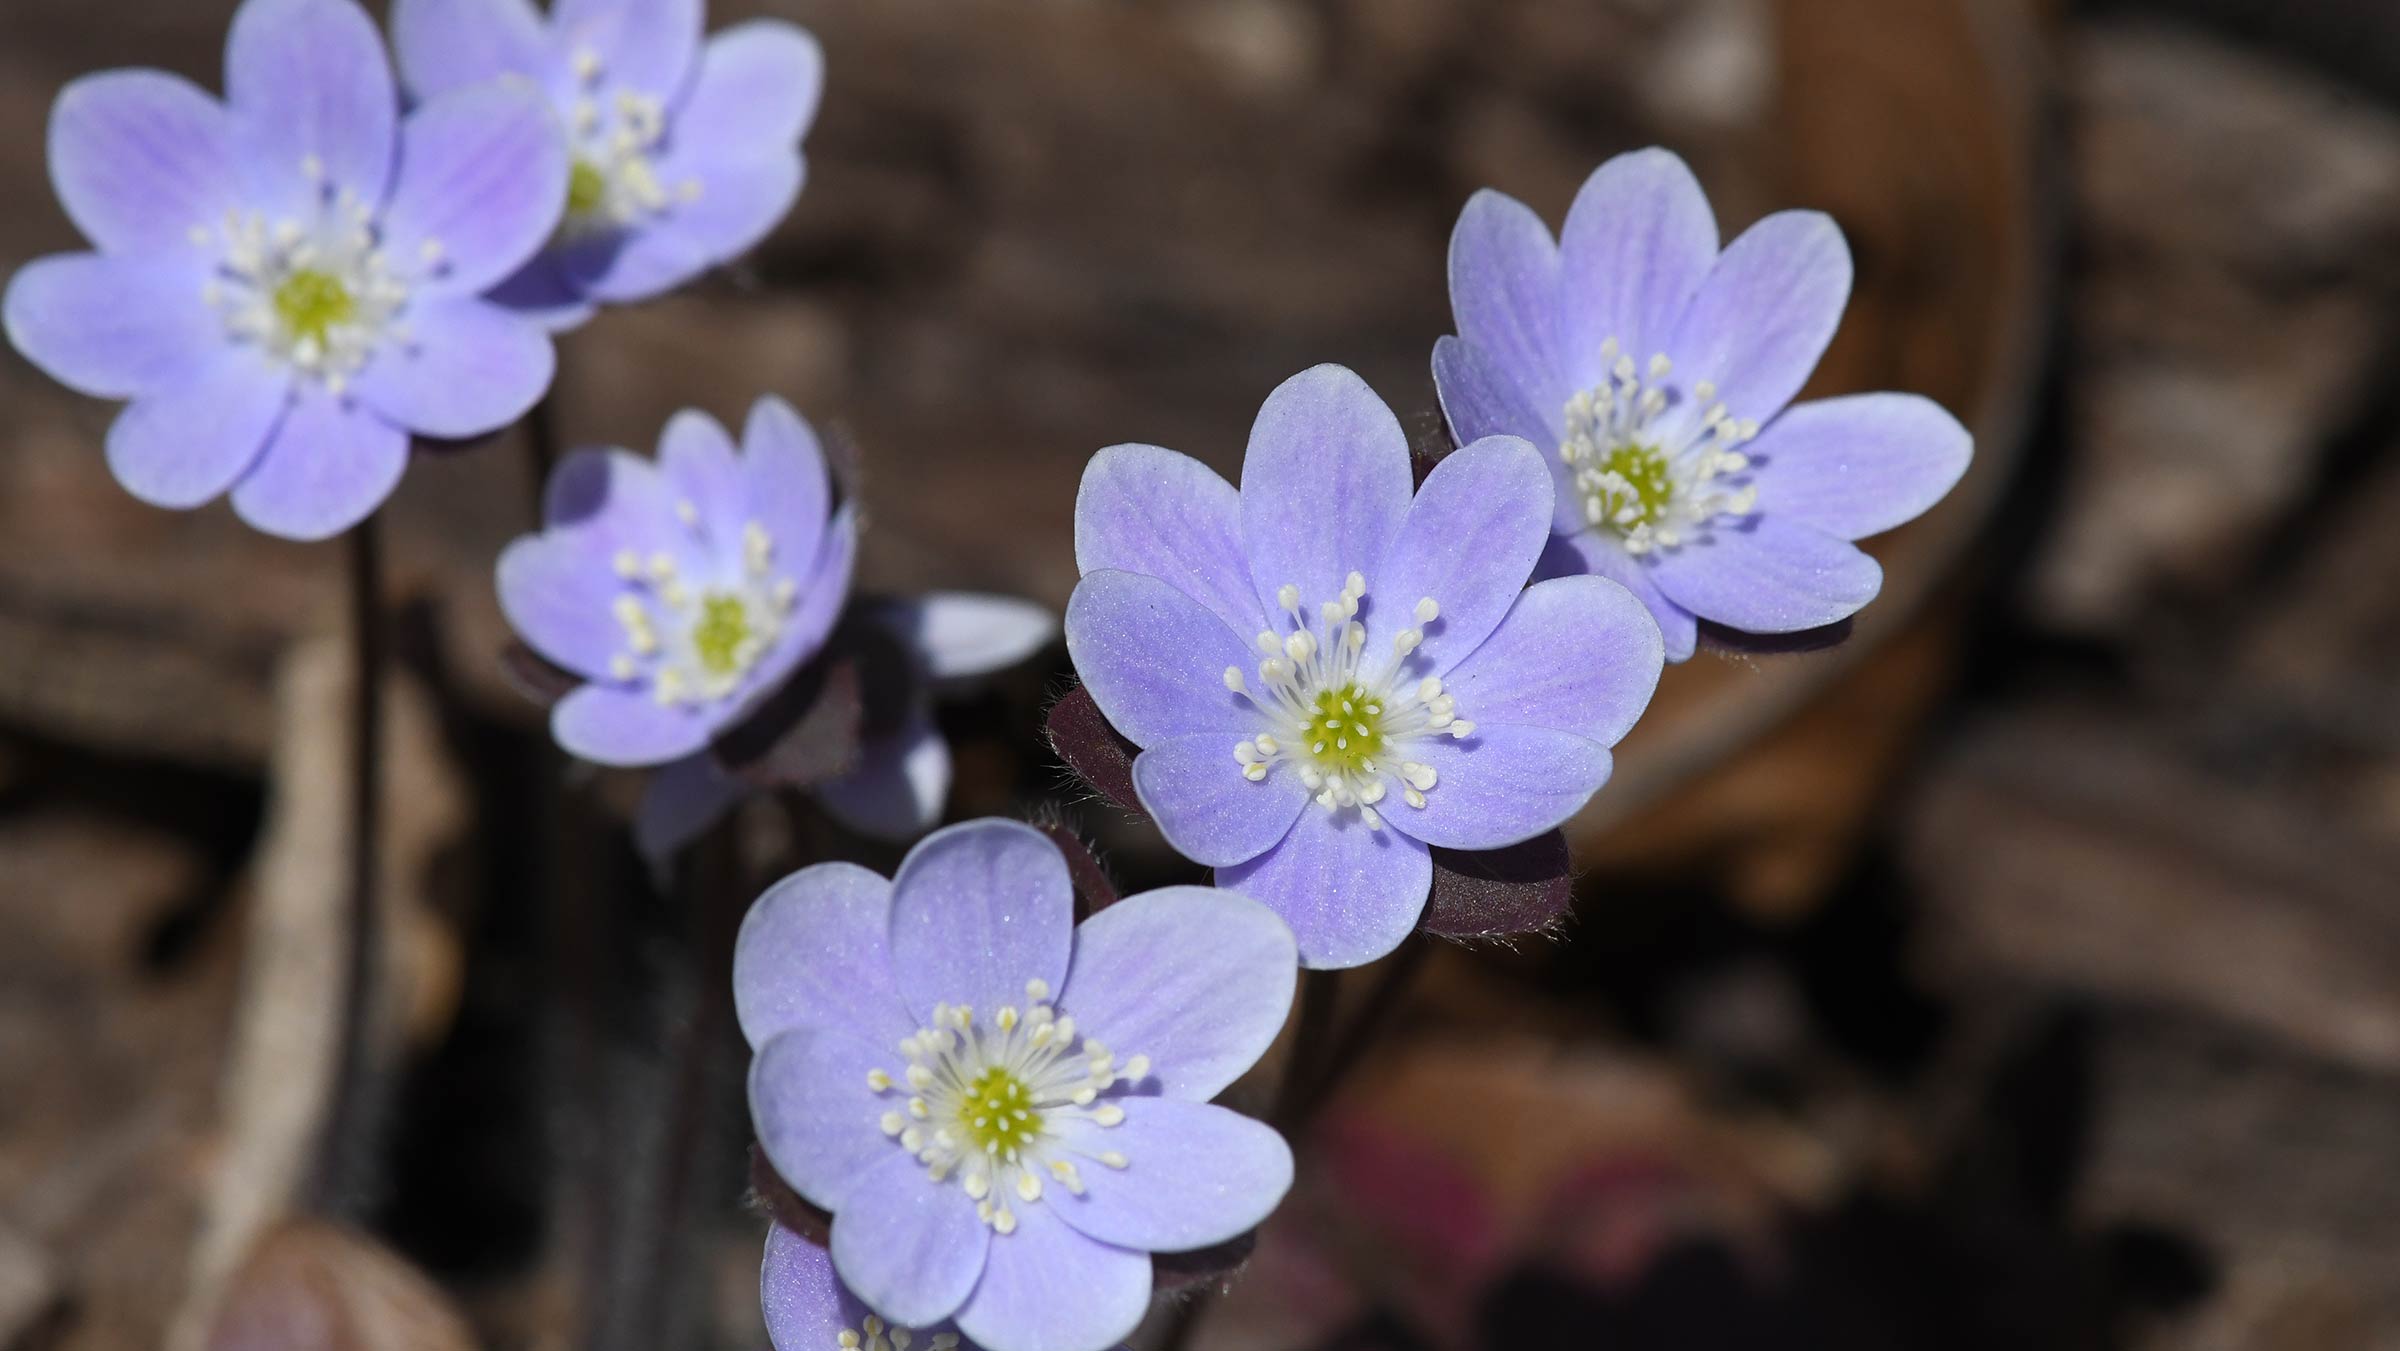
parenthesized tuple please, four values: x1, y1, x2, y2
(271, 269, 356, 347)
(1304, 681, 1386, 774)
(959, 1066, 1043, 1158)
(690, 593, 754, 676)
(1592, 443, 1675, 533)
(566, 159, 610, 217)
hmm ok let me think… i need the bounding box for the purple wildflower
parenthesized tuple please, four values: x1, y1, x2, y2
(1, 0, 566, 540)
(1433, 147, 1974, 660)
(497, 396, 855, 767)
(763, 1222, 1129, 1351)
(1064, 365, 1664, 969)
(633, 592, 1058, 860)
(743, 819, 1297, 1351)
(391, 0, 822, 329)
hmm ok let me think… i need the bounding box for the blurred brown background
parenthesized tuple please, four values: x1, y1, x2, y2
(4, 0, 2400, 1347)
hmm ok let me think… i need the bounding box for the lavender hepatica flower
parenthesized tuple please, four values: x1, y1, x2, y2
(2, 0, 566, 540)
(498, 396, 854, 766)
(743, 819, 1296, 1351)
(392, 0, 822, 329)
(762, 1222, 1129, 1351)
(1433, 147, 1974, 660)
(1064, 365, 1665, 969)
(633, 592, 1058, 862)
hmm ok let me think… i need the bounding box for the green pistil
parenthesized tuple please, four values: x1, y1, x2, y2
(960, 1066, 1041, 1157)
(1305, 682, 1385, 772)
(272, 269, 355, 347)
(1594, 442, 1675, 531)
(691, 594, 752, 676)
(566, 160, 610, 217)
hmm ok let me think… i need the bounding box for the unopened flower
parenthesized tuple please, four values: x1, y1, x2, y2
(634, 592, 1058, 860)
(743, 819, 1297, 1351)
(498, 396, 854, 766)
(392, 0, 822, 328)
(763, 1222, 1130, 1351)
(1064, 365, 1663, 968)
(1433, 147, 1973, 660)
(2, 0, 566, 540)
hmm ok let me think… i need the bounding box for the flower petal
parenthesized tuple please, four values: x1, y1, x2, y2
(631, 751, 740, 870)
(1059, 885, 1296, 1103)
(746, 503, 856, 703)
(1366, 434, 1552, 679)
(829, 1150, 990, 1329)
(1646, 514, 1884, 633)
(1431, 334, 1559, 466)
(485, 252, 599, 331)
(1556, 148, 1718, 391)
(671, 21, 824, 159)
(1049, 1098, 1292, 1252)
(1076, 443, 1264, 641)
(224, 0, 398, 215)
(1669, 210, 1851, 426)
(762, 1225, 877, 1351)
(351, 298, 554, 438)
(379, 81, 569, 298)
(576, 153, 802, 304)
(1543, 531, 1697, 664)
(742, 397, 832, 576)
(49, 71, 239, 255)
(1132, 736, 1306, 869)
(953, 1203, 1147, 1351)
(736, 861, 913, 1051)
(551, 0, 703, 100)
(882, 593, 1057, 682)
(548, 682, 713, 766)
(751, 1029, 911, 1213)
(390, 0, 557, 101)
(1216, 810, 1430, 971)
(4, 251, 218, 400)
(1439, 576, 1662, 745)
(106, 350, 287, 509)
(814, 717, 952, 844)
(887, 820, 1074, 1024)
(1064, 570, 1256, 748)
(227, 390, 408, 540)
(1751, 393, 1972, 541)
(1447, 189, 1567, 426)
(1387, 727, 1612, 851)
(657, 407, 745, 546)
(539, 446, 709, 574)
(1238, 365, 1414, 620)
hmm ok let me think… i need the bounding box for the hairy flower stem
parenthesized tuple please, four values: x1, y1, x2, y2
(310, 520, 386, 1209)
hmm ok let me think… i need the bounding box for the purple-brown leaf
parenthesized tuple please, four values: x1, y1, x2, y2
(1047, 682, 1142, 813)
(1420, 830, 1575, 939)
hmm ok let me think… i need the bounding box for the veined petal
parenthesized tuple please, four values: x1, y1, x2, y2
(735, 861, 913, 1052)
(1132, 735, 1308, 869)
(350, 297, 553, 439)
(751, 1029, 918, 1214)
(224, 0, 398, 215)
(828, 1151, 990, 1330)
(1387, 727, 1612, 851)
(496, 530, 636, 682)
(1216, 811, 1430, 971)
(1431, 333, 1559, 462)
(1064, 570, 1257, 749)
(227, 390, 408, 540)
(672, 21, 824, 159)
(1076, 443, 1264, 640)
(4, 251, 219, 400)
(952, 1203, 1147, 1351)
(741, 397, 832, 578)
(1751, 393, 1973, 541)
(1646, 514, 1884, 633)
(1669, 210, 1852, 427)
(1440, 576, 1662, 746)
(1048, 1098, 1291, 1252)
(1544, 531, 1698, 664)
(1367, 434, 1553, 680)
(1238, 365, 1413, 622)
(390, 0, 557, 100)
(1447, 189, 1567, 424)
(762, 1226, 880, 1351)
(380, 81, 569, 297)
(887, 820, 1074, 1025)
(549, 682, 714, 766)
(49, 70, 239, 255)
(106, 349, 288, 509)
(1557, 148, 1719, 392)
(1059, 885, 1297, 1103)
(551, 0, 703, 101)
